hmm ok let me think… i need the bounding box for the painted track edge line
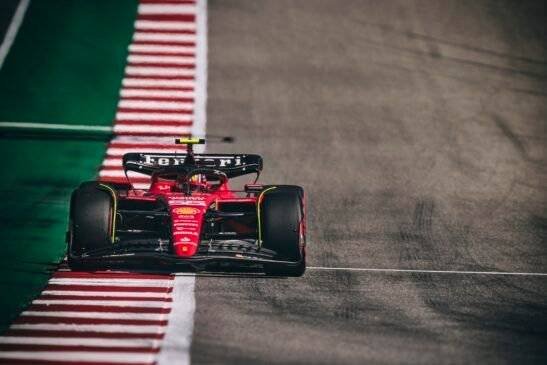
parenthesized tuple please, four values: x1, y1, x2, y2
(307, 266, 547, 276)
(156, 275, 196, 365)
(0, 0, 30, 69)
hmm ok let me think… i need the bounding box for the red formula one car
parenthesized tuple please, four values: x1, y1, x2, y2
(66, 138, 306, 276)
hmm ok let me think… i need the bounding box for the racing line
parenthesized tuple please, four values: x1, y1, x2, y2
(0, 1, 206, 364)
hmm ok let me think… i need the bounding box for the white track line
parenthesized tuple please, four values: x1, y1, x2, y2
(0, 336, 161, 348)
(111, 135, 187, 143)
(0, 121, 111, 132)
(113, 125, 192, 135)
(106, 147, 180, 156)
(125, 66, 195, 77)
(121, 89, 195, 98)
(42, 290, 171, 298)
(307, 266, 547, 276)
(21, 311, 165, 320)
(0, 0, 30, 70)
(0, 351, 155, 364)
(136, 20, 196, 31)
(157, 276, 195, 365)
(119, 100, 194, 110)
(134, 32, 196, 43)
(123, 78, 195, 88)
(128, 55, 195, 64)
(102, 158, 122, 167)
(115, 112, 193, 121)
(48, 278, 172, 286)
(138, 4, 196, 15)
(129, 44, 195, 54)
(32, 300, 171, 308)
(11, 323, 166, 333)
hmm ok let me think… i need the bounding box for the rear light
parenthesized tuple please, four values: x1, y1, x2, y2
(174, 243, 198, 257)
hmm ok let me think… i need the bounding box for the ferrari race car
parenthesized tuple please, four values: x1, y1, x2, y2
(66, 138, 306, 276)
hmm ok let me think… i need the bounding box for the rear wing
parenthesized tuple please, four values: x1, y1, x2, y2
(122, 153, 263, 178)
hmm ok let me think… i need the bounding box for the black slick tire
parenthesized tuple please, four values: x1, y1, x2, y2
(261, 186, 306, 277)
(67, 182, 114, 269)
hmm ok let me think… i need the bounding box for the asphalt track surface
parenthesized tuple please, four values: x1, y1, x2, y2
(193, 1, 547, 364)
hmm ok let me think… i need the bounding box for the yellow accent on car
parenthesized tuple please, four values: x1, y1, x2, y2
(256, 186, 277, 249)
(98, 183, 117, 244)
(176, 137, 205, 144)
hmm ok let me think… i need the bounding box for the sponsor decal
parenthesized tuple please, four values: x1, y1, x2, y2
(180, 201, 207, 207)
(168, 197, 207, 206)
(173, 207, 200, 215)
(173, 231, 200, 236)
(143, 155, 242, 167)
(144, 155, 186, 166)
(153, 184, 171, 191)
(175, 225, 199, 232)
(173, 221, 200, 227)
(220, 158, 240, 167)
(169, 196, 206, 201)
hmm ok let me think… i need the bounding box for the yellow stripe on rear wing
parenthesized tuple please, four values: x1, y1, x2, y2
(176, 137, 205, 145)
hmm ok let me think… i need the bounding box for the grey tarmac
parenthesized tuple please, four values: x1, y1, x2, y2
(192, 1, 547, 364)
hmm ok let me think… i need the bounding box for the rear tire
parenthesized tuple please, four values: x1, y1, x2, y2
(67, 182, 114, 269)
(261, 186, 306, 276)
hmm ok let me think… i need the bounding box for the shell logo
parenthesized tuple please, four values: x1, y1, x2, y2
(173, 207, 200, 215)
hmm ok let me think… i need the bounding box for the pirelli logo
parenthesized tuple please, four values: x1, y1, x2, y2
(173, 207, 200, 215)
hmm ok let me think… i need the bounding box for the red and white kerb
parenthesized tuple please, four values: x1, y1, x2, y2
(0, 270, 174, 365)
(0, 1, 205, 364)
(99, 0, 207, 190)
